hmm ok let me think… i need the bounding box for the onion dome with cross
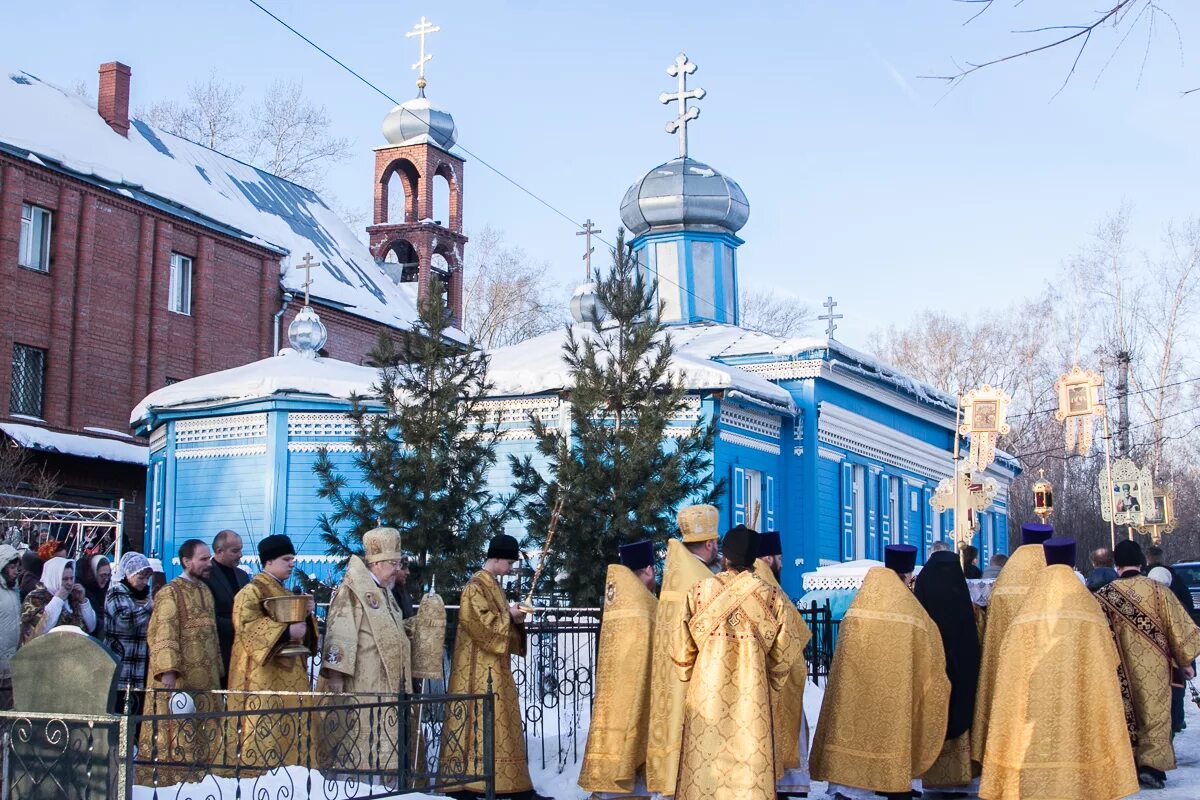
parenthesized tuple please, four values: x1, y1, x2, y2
(619, 53, 748, 327)
(381, 16, 458, 151)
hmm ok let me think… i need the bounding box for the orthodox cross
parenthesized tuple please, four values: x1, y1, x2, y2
(576, 219, 603, 280)
(407, 16, 440, 89)
(660, 53, 705, 159)
(298, 253, 318, 306)
(818, 296, 843, 340)
(930, 466, 998, 546)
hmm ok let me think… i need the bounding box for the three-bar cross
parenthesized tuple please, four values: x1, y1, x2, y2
(298, 253, 318, 306)
(660, 53, 705, 159)
(576, 219, 603, 280)
(818, 296, 843, 340)
(407, 16, 440, 87)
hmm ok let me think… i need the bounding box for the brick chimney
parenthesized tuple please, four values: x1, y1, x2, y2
(97, 62, 131, 137)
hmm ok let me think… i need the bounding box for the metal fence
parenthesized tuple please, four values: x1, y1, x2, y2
(0, 493, 124, 562)
(798, 599, 839, 685)
(0, 689, 495, 800)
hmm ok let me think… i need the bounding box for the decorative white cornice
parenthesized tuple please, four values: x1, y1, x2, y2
(287, 442, 357, 453)
(817, 446, 843, 462)
(735, 359, 823, 381)
(176, 444, 267, 459)
(719, 429, 781, 455)
(288, 412, 357, 439)
(719, 404, 782, 439)
(175, 413, 267, 444)
(818, 403, 957, 483)
(149, 427, 167, 453)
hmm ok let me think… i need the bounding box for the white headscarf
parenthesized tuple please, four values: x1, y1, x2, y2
(1149, 566, 1174, 587)
(40, 557, 74, 594)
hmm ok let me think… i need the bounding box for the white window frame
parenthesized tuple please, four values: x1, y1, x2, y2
(18, 204, 52, 272)
(852, 465, 866, 557)
(742, 468, 763, 528)
(168, 253, 193, 315)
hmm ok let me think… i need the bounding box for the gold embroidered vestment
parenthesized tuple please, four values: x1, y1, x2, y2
(754, 558, 812, 779)
(578, 564, 658, 794)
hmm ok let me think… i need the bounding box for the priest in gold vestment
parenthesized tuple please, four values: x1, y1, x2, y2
(754, 530, 812, 799)
(672, 525, 804, 800)
(979, 537, 1138, 800)
(579, 539, 658, 798)
(138, 538, 223, 785)
(810, 544, 950, 799)
(442, 534, 543, 800)
(317, 526, 411, 776)
(1095, 539, 1200, 791)
(645, 504, 719, 797)
(970, 522, 1051, 766)
(227, 534, 318, 771)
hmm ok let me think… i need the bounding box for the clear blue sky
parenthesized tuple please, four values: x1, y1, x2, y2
(8, 1, 1200, 348)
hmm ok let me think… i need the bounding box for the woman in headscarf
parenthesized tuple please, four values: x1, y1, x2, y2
(106, 552, 155, 714)
(19, 556, 95, 645)
(913, 549, 982, 793)
(17, 550, 42, 601)
(78, 554, 112, 640)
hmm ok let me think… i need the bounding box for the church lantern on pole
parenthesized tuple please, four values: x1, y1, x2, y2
(1032, 469, 1053, 524)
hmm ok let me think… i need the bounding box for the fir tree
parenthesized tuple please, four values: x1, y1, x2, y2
(314, 294, 512, 593)
(509, 230, 723, 604)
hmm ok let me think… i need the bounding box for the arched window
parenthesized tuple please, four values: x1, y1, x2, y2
(433, 172, 451, 226)
(383, 239, 419, 284)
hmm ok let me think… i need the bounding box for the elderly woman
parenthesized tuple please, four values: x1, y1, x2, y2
(79, 554, 112, 640)
(106, 552, 155, 714)
(20, 557, 95, 645)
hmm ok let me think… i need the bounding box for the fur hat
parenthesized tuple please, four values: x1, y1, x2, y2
(258, 534, 296, 564)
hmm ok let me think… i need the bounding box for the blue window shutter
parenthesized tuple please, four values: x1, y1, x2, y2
(840, 462, 854, 560)
(922, 487, 933, 553)
(765, 475, 776, 530)
(879, 473, 891, 547)
(733, 466, 746, 526)
(866, 473, 877, 558)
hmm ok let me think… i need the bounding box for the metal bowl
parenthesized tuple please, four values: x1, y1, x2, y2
(262, 594, 311, 624)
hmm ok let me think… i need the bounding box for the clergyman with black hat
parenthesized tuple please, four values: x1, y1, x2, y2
(442, 534, 548, 800)
(1094, 538, 1200, 790)
(227, 533, 318, 770)
(579, 540, 658, 797)
(671, 525, 803, 800)
(971, 522, 1052, 765)
(979, 538, 1138, 800)
(811, 544, 950, 800)
(754, 531, 813, 800)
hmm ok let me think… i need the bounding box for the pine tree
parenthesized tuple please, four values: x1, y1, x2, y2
(314, 293, 512, 593)
(510, 230, 723, 605)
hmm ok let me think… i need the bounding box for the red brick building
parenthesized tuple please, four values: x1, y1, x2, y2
(0, 62, 465, 546)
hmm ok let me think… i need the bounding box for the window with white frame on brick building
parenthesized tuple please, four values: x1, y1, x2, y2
(10, 344, 46, 418)
(168, 253, 193, 315)
(18, 204, 52, 272)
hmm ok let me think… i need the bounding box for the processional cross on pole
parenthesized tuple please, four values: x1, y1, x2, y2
(660, 53, 705, 158)
(818, 296, 843, 340)
(407, 16, 440, 89)
(576, 219, 603, 280)
(298, 253, 318, 306)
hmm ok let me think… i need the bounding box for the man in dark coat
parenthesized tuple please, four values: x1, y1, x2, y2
(1143, 544, 1197, 734)
(202, 529, 250, 686)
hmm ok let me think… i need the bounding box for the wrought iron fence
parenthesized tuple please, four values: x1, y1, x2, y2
(0, 493, 124, 562)
(0, 689, 495, 800)
(797, 599, 839, 685)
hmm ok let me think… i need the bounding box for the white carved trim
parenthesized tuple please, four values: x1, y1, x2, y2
(175, 413, 267, 444)
(287, 442, 357, 453)
(794, 446, 804, 457)
(818, 446, 843, 462)
(149, 427, 167, 453)
(176, 444, 267, 459)
(719, 430, 781, 455)
(818, 559, 839, 567)
(719, 404, 781, 438)
(736, 359, 823, 381)
(476, 397, 562, 426)
(288, 412, 357, 438)
(498, 429, 540, 441)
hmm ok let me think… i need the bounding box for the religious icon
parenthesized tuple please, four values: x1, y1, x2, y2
(1138, 488, 1175, 545)
(958, 386, 1011, 473)
(1099, 458, 1154, 527)
(1055, 366, 1105, 455)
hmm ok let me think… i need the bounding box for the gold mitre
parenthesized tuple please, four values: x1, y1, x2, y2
(678, 504, 718, 543)
(362, 526, 403, 564)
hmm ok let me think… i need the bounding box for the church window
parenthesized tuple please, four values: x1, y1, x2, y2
(10, 344, 46, 418)
(654, 241, 682, 322)
(721, 244, 737, 323)
(168, 253, 193, 315)
(852, 465, 866, 558)
(741, 468, 763, 527)
(18, 204, 52, 272)
(691, 241, 715, 320)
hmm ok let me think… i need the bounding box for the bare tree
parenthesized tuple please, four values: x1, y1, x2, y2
(245, 80, 350, 192)
(0, 440, 61, 500)
(70, 80, 92, 103)
(463, 227, 565, 349)
(738, 288, 816, 338)
(138, 74, 245, 152)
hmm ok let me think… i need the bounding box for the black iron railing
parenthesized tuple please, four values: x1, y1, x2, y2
(798, 600, 839, 685)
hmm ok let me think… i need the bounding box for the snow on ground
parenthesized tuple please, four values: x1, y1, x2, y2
(131, 765, 443, 799)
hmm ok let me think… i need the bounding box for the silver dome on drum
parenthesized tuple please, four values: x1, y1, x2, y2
(381, 93, 458, 151)
(619, 157, 749, 237)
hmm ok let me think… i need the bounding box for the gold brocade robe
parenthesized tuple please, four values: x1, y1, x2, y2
(754, 558, 812, 780)
(317, 555, 412, 774)
(672, 570, 803, 800)
(137, 576, 223, 785)
(922, 604, 989, 789)
(979, 565, 1138, 800)
(578, 564, 658, 794)
(227, 572, 319, 771)
(810, 567, 950, 794)
(442, 569, 531, 795)
(1095, 575, 1200, 773)
(971, 544, 1045, 765)
(645, 539, 714, 796)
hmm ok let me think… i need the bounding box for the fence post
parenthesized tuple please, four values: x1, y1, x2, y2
(484, 675, 496, 800)
(398, 691, 409, 792)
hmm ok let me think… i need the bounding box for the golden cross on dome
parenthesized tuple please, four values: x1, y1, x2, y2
(407, 16, 441, 89)
(298, 253, 318, 306)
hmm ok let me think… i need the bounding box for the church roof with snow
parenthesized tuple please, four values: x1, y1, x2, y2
(0, 69, 424, 331)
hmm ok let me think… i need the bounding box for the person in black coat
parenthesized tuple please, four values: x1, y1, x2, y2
(202, 530, 250, 686)
(1144, 544, 1196, 735)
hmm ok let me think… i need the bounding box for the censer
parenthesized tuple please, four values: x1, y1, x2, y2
(262, 593, 313, 657)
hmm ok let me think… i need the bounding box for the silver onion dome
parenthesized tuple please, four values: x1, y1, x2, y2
(382, 92, 458, 150)
(619, 157, 749, 236)
(570, 283, 607, 329)
(288, 305, 328, 358)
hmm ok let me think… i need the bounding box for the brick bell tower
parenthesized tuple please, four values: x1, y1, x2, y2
(368, 16, 466, 326)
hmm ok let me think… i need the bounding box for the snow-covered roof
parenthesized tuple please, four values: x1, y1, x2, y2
(131, 348, 381, 428)
(0, 69, 427, 332)
(485, 323, 797, 413)
(0, 422, 147, 466)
